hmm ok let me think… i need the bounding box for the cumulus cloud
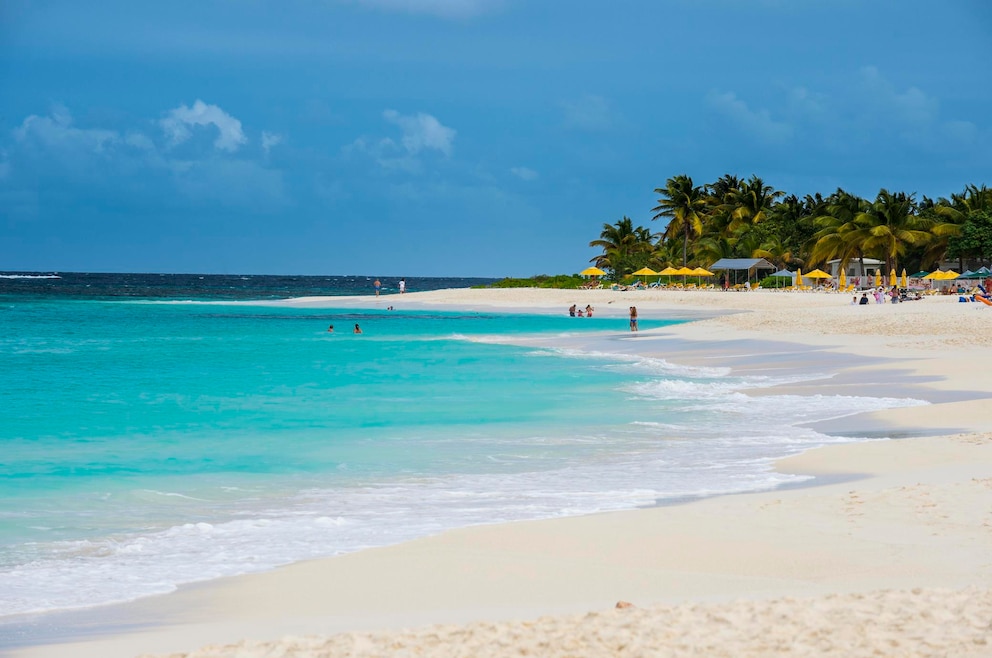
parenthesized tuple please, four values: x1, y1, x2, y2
(510, 166, 538, 181)
(14, 105, 119, 154)
(161, 100, 247, 152)
(561, 94, 612, 131)
(858, 66, 938, 125)
(382, 110, 456, 156)
(351, 0, 498, 19)
(706, 90, 794, 143)
(261, 131, 284, 155)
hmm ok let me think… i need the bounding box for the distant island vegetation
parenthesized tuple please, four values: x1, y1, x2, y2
(484, 175, 992, 288)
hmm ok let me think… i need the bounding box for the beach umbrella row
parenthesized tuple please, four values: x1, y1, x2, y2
(923, 270, 960, 280)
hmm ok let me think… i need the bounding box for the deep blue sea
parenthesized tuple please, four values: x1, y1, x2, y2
(0, 272, 925, 617)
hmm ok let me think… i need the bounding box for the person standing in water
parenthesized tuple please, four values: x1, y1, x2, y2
(373, 279, 381, 296)
(629, 306, 638, 332)
(354, 324, 362, 334)
(399, 278, 406, 294)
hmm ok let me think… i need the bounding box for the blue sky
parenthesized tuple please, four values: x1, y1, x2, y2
(1, 0, 990, 276)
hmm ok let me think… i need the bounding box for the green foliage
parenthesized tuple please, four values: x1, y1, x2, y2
(586, 177, 990, 279)
(477, 274, 588, 289)
(759, 275, 792, 289)
(588, 216, 657, 279)
(947, 210, 992, 263)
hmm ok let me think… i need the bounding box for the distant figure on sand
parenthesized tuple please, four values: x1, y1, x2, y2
(629, 306, 638, 332)
(585, 305, 594, 317)
(859, 293, 869, 305)
(399, 279, 406, 294)
(327, 325, 334, 333)
(374, 279, 381, 296)
(354, 324, 362, 334)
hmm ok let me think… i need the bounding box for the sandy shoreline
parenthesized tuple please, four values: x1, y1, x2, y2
(7, 287, 992, 657)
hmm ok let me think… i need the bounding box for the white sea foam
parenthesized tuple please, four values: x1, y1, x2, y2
(0, 274, 61, 279)
(0, 324, 932, 618)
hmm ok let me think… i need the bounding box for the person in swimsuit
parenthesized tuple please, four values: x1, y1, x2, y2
(629, 306, 638, 331)
(354, 324, 362, 334)
(373, 279, 381, 296)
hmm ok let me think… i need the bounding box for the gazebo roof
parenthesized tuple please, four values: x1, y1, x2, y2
(708, 258, 776, 271)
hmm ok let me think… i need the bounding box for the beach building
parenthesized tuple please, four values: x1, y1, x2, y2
(708, 258, 776, 285)
(827, 258, 884, 285)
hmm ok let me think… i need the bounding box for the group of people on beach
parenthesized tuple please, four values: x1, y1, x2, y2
(373, 278, 405, 296)
(566, 304, 638, 331)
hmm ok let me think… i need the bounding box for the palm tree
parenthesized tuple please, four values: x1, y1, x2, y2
(589, 216, 656, 279)
(857, 190, 929, 273)
(807, 189, 871, 274)
(652, 175, 707, 267)
(929, 185, 992, 268)
(727, 175, 784, 233)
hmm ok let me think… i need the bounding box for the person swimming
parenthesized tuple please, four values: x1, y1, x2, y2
(354, 323, 362, 334)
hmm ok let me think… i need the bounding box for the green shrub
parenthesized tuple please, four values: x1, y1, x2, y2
(474, 274, 589, 289)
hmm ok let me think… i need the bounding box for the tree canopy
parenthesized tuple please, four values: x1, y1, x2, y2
(588, 176, 991, 280)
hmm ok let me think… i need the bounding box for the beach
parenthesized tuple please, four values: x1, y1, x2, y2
(8, 287, 992, 657)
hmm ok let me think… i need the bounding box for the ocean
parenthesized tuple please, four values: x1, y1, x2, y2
(0, 272, 926, 619)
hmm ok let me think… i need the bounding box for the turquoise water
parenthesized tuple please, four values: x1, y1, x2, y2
(0, 296, 926, 616)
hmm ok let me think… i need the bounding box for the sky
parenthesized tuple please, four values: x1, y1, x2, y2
(1, 0, 990, 277)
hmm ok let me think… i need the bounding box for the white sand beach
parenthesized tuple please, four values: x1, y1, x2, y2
(9, 288, 992, 657)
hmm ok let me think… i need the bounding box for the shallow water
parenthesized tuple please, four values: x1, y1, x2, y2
(0, 277, 928, 617)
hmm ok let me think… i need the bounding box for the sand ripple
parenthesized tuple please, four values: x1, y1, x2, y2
(145, 587, 992, 658)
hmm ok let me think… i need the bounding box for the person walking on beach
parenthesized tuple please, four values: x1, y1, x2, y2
(399, 278, 406, 294)
(629, 306, 638, 332)
(373, 279, 381, 296)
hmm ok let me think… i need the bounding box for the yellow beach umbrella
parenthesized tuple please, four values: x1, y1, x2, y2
(691, 267, 714, 276)
(942, 270, 960, 280)
(874, 270, 882, 287)
(805, 269, 831, 279)
(839, 269, 846, 288)
(579, 266, 606, 277)
(658, 266, 679, 276)
(923, 270, 943, 280)
(673, 267, 695, 275)
(900, 268, 907, 287)
(631, 267, 657, 285)
(795, 268, 803, 286)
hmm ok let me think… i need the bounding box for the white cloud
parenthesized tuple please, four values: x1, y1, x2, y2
(14, 105, 119, 153)
(561, 94, 612, 131)
(510, 166, 538, 181)
(858, 66, 938, 125)
(382, 110, 456, 156)
(161, 100, 247, 152)
(786, 86, 827, 119)
(261, 131, 284, 155)
(706, 90, 793, 143)
(352, 0, 498, 19)
(125, 132, 156, 150)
